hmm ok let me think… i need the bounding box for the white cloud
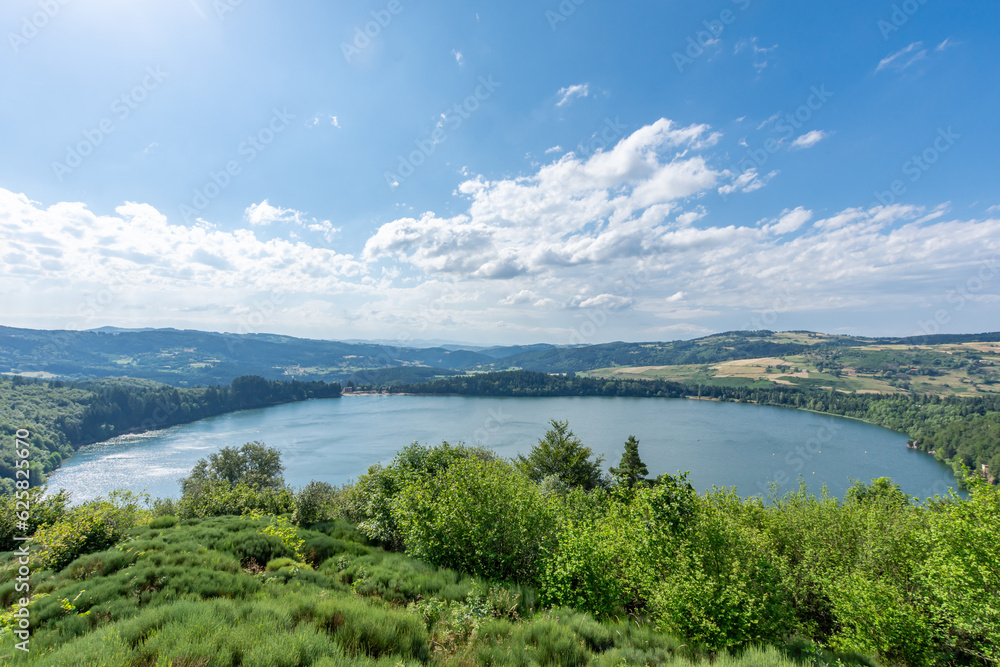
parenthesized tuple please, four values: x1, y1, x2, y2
(718, 168, 778, 195)
(735, 37, 778, 72)
(545, 145, 563, 155)
(877, 42, 928, 72)
(767, 207, 813, 234)
(790, 130, 829, 150)
(244, 200, 302, 226)
(556, 83, 590, 107)
(451, 49, 464, 65)
(244, 201, 340, 243)
(0, 190, 361, 313)
(307, 114, 340, 128)
(365, 118, 725, 279)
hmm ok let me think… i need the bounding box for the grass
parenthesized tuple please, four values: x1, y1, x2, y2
(0, 515, 878, 666)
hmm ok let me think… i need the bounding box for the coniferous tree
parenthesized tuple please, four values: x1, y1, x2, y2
(517, 420, 605, 490)
(609, 435, 649, 489)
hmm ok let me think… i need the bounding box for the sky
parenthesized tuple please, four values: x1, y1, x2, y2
(0, 0, 998, 346)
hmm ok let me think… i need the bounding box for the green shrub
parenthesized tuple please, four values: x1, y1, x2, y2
(33, 491, 149, 572)
(176, 480, 295, 518)
(294, 480, 342, 526)
(351, 441, 495, 548)
(917, 476, 1000, 663)
(393, 457, 557, 582)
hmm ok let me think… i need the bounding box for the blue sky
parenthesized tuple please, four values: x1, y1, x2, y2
(0, 0, 998, 345)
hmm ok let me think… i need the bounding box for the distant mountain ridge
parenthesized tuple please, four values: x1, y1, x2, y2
(1, 325, 998, 388)
(0, 325, 555, 386)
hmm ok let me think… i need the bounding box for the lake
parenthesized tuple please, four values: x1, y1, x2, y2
(46, 395, 961, 502)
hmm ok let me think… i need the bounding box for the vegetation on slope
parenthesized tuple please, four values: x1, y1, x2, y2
(0, 442, 883, 667)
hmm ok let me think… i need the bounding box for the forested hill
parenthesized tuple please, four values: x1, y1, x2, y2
(0, 326, 546, 386)
(481, 330, 1000, 374)
(0, 375, 340, 493)
(4, 326, 1000, 387)
(389, 370, 686, 398)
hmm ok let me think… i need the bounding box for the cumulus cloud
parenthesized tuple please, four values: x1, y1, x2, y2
(4, 113, 1000, 343)
(244, 200, 340, 242)
(364, 118, 725, 278)
(0, 189, 360, 304)
(790, 130, 829, 150)
(766, 207, 813, 234)
(556, 83, 590, 107)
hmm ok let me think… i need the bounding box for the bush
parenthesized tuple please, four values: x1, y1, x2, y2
(350, 441, 494, 549)
(33, 490, 149, 571)
(176, 480, 295, 519)
(0, 486, 70, 550)
(393, 457, 557, 582)
(294, 481, 340, 527)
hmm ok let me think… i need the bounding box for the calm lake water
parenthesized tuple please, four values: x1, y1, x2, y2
(47, 395, 961, 502)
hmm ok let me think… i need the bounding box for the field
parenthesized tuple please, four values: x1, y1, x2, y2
(584, 341, 1000, 398)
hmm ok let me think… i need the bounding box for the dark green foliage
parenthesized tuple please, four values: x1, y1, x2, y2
(610, 435, 650, 489)
(517, 419, 606, 490)
(391, 370, 686, 399)
(181, 440, 285, 494)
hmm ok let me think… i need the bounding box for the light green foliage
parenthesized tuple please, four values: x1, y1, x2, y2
(32, 490, 150, 571)
(393, 456, 557, 582)
(517, 419, 606, 490)
(176, 480, 295, 518)
(917, 476, 1000, 663)
(350, 441, 494, 548)
(251, 512, 306, 561)
(0, 486, 70, 550)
